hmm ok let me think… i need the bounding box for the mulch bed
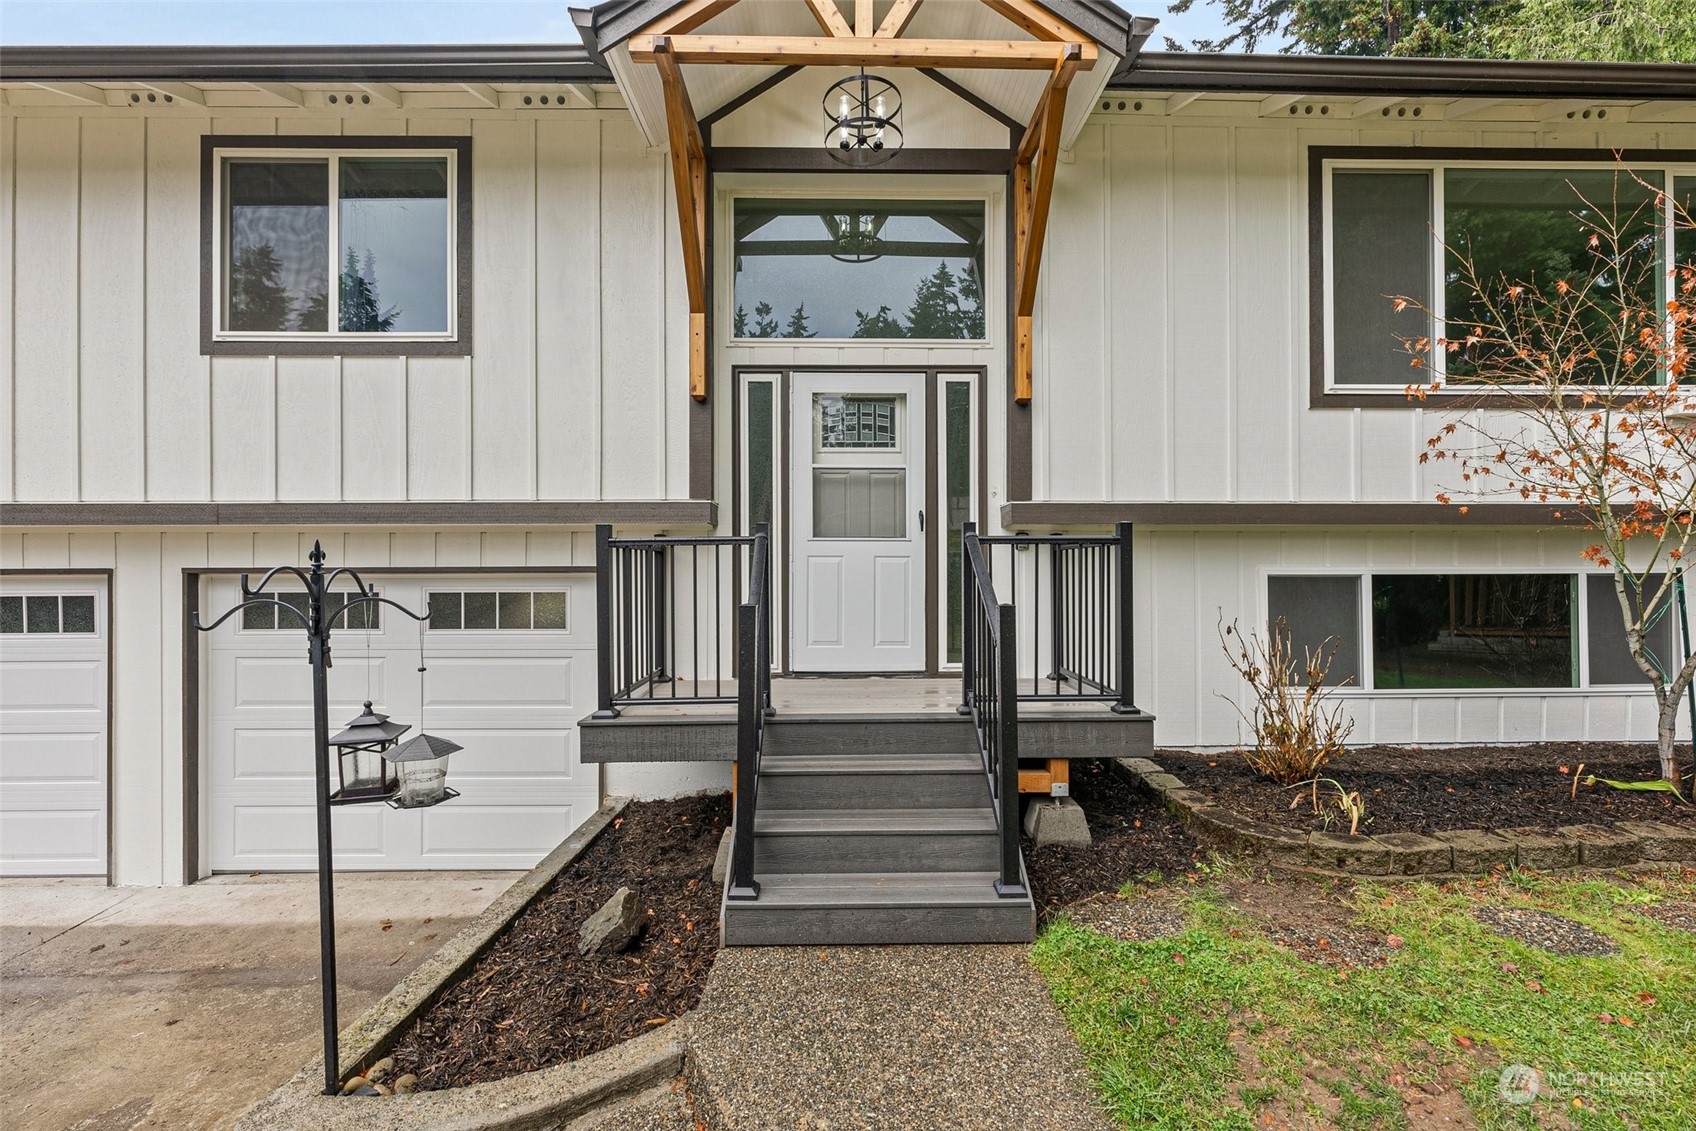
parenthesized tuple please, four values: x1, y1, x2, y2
(1154, 743, 1693, 837)
(1024, 759, 1203, 919)
(1473, 906, 1620, 956)
(389, 793, 729, 1090)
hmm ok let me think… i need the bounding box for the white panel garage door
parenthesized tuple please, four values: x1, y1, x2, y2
(0, 577, 109, 876)
(205, 575, 599, 872)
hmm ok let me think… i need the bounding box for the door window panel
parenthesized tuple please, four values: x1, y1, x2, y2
(813, 469, 908, 538)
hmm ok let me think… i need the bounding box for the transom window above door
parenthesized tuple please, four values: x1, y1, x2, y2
(204, 137, 471, 356)
(732, 199, 987, 341)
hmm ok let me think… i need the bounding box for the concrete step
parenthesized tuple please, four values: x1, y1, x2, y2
(762, 717, 979, 757)
(721, 871, 1035, 946)
(752, 807, 1001, 874)
(756, 753, 990, 810)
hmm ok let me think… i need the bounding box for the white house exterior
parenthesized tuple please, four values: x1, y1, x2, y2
(2, 1, 1693, 885)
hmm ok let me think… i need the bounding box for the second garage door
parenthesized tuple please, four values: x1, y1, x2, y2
(204, 574, 599, 872)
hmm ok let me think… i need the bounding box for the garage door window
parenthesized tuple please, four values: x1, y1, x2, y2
(241, 591, 379, 630)
(1, 594, 96, 634)
(427, 591, 569, 631)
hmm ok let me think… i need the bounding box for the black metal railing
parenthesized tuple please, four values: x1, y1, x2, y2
(594, 524, 765, 717)
(978, 522, 1139, 713)
(726, 527, 772, 901)
(958, 523, 1027, 899)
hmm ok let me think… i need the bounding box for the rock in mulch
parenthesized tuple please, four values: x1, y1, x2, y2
(1474, 906, 1620, 957)
(579, 886, 649, 956)
(1061, 893, 1187, 943)
(1640, 901, 1696, 935)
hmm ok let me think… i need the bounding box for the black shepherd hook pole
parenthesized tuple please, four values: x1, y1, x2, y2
(193, 541, 429, 1096)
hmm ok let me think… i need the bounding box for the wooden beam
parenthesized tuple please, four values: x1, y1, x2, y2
(355, 82, 403, 108)
(856, 0, 874, 36)
(877, 0, 923, 37)
(460, 82, 501, 108)
(980, 0, 1089, 43)
(639, 0, 741, 37)
(28, 81, 106, 105)
(805, 0, 855, 38)
(251, 82, 304, 107)
(1011, 47, 1081, 404)
(629, 34, 1095, 70)
(654, 40, 710, 402)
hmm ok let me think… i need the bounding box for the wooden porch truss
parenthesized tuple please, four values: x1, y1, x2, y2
(633, 0, 1095, 404)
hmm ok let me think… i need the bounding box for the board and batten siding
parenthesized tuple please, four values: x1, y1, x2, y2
(1, 108, 692, 505)
(1133, 524, 1693, 749)
(1034, 112, 1696, 505)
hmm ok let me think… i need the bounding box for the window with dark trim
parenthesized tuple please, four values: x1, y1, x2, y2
(1311, 148, 1696, 405)
(201, 136, 472, 356)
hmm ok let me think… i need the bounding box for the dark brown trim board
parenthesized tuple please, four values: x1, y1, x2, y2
(999, 501, 1587, 528)
(1307, 146, 1696, 410)
(2, 501, 719, 528)
(708, 148, 1013, 175)
(199, 135, 474, 358)
(0, 568, 117, 885)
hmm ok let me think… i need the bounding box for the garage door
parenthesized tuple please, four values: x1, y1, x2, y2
(205, 575, 599, 872)
(0, 577, 109, 876)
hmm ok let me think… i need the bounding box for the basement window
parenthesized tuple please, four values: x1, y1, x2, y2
(205, 138, 470, 356)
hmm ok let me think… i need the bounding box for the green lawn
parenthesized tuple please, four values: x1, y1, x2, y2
(1032, 867, 1696, 1130)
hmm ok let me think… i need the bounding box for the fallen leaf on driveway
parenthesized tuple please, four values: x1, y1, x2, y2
(380, 919, 393, 932)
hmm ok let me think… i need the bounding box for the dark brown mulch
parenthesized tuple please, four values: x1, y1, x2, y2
(1023, 759, 1204, 919)
(1474, 905, 1620, 957)
(1225, 877, 1398, 968)
(388, 794, 729, 1090)
(1154, 743, 1693, 837)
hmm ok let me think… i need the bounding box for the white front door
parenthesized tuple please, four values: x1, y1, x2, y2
(791, 372, 927, 672)
(0, 578, 109, 877)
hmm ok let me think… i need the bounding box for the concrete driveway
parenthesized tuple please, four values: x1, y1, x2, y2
(1, 872, 517, 1131)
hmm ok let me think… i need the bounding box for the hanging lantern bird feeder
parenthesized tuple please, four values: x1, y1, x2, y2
(326, 700, 409, 804)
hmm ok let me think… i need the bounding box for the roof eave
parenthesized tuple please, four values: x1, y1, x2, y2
(1110, 51, 1696, 102)
(0, 43, 612, 84)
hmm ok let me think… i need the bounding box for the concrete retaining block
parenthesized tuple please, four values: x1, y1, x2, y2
(1433, 829, 1518, 873)
(1497, 827, 1581, 870)
(1308, 832, 1392, 875)
(1613, 821, 1696, 862)
(1557, 823, 1642, 868)
(1373, 832, 1454, 875)
(1140, 772, 1188, 795)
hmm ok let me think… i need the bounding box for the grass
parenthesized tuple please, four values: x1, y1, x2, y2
(1031, 867, 1696, 1131)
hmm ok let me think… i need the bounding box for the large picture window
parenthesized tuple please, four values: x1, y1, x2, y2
(732, 199, 987, 341)
(204, 137, 470, 355)
(1318, 152, 1693, 394)
(1269, 572, 1684, 692)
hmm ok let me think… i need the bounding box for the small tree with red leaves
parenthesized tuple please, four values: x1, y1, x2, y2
(1402, 165, 1695, 788)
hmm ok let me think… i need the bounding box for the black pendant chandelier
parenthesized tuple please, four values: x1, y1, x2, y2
(823, 70, 903, 167)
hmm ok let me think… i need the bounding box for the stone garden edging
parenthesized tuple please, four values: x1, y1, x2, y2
(1112, 758, 1696, 878)
(236, 796, 689, 1131)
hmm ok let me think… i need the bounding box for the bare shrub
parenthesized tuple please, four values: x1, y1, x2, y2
(1218, 617, 1356, 785)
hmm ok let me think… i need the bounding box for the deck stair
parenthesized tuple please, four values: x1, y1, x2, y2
(720, 715, 1035, 946)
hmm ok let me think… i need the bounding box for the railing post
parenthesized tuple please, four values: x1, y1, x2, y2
(994, 601, 1027, 898)
(958, 522, 976, 716)
(1111, 521, 1140, 714)
(1048, 536, 1064, 684)
(728, 600, 760, 901)
(652, 544, 668, 681)
(593, 524, 619, 719)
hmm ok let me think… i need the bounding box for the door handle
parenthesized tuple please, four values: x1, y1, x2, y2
(919, 509, 925, 533)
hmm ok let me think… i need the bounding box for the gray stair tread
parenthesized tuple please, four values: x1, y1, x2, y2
(759, 753, 983, 774)
(755, 808, 997, 836)
(738, 871, 1027, 909)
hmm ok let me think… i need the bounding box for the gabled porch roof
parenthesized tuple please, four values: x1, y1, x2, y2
(571, 0, 1157, 151)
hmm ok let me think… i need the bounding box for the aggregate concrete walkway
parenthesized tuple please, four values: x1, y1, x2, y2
(688, 945, 1114, 1131)
(1, 872, 515, 1131)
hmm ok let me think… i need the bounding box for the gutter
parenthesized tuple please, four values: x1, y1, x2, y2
(1110, 51, 1696, 101)
(0, 43, 612, 83)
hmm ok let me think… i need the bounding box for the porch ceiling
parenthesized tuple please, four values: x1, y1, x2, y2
(586, 0, 1151, 149)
